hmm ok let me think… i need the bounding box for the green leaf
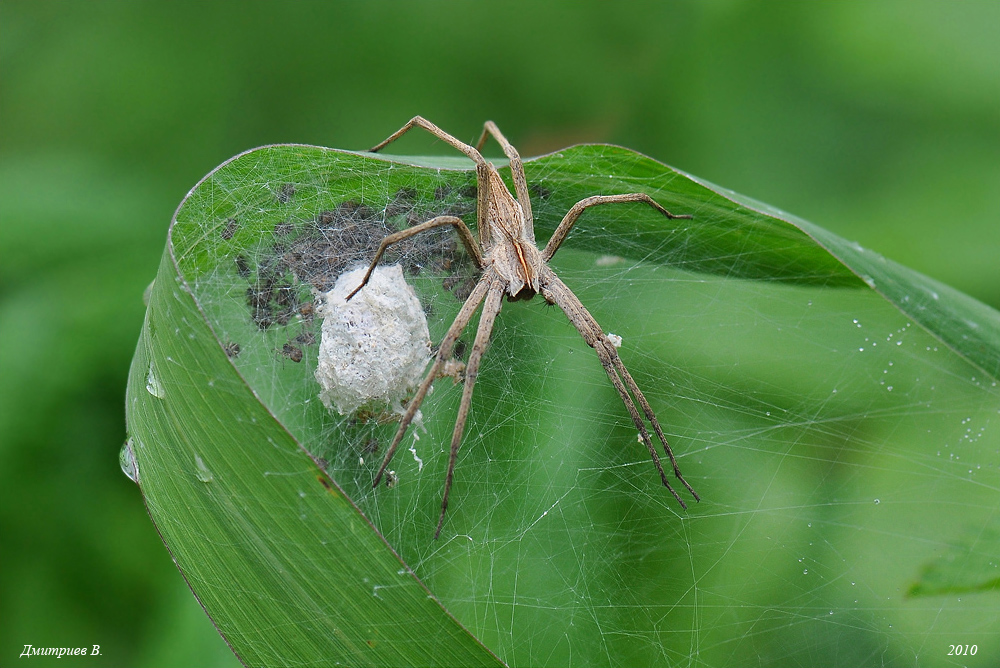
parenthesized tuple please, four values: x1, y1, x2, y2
(907, 519, 1000, 598)
(127, 144, 1000, 667)
(128, 251, 500, 667)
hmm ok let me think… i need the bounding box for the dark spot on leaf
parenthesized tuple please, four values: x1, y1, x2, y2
(529, 183, 551, 200)
(452, 276, 477, 301)
(316, 475, 340, 498)
(386, 188, 418, 216)
(221, 218, 238, 240)
(281, 342, 303, 363)
(277, 183, 295, 204)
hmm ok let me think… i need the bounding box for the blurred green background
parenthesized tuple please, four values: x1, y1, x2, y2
(1, 2, 998, 666)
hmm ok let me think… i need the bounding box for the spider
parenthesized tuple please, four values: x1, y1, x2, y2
(347, 117, 699, 538)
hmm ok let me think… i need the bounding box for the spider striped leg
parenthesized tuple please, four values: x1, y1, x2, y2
(474, 121, 534, 231)
(542, 193, 692, 262)
(435, 277, 505, 539)
(345, 215, 483, 302)
(612, 357, 700, 500)
(371, 115, 485, 163)
(372, 276, 492, 489)
(540, 270, 698, 507)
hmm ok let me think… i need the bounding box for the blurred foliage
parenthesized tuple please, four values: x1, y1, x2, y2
(1, 1, 997, 666)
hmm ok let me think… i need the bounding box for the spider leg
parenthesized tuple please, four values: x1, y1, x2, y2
(371, 115, 485, 163)
(345, 215, 484, 302)
(611, 355, 700, 501)
(542, 193, 692, 262)
(373, 274, 493, 489)
(540, 270, 698, 507)
(474, 121, 534, 232)
(369, 116, 494, 257)
(435, 277, 505, 539)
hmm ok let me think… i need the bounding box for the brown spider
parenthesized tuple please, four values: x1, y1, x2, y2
(347, 117, 699, 537)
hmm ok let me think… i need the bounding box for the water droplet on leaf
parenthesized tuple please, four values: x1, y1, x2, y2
(195, 454, 214, 483)
(146, 363, 164, 398)
(119, 438, 139, 484)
